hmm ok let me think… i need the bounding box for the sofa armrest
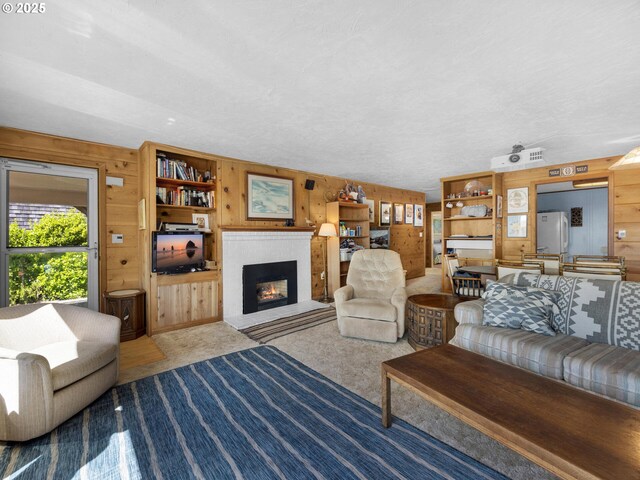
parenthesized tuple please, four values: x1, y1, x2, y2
(333, 285, 354, 315)
(454, 299, 485, 325)
(390, 287, 408, 337)
(0, 351, 54, 442)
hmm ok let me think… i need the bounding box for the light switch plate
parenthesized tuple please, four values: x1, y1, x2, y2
(112, 234, 124, 244)
(106, 176, 124, 187)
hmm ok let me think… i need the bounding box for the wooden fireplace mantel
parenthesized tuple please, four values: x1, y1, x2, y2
(220, 226, 316, 232)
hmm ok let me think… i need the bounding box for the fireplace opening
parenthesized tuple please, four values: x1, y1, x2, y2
(243, 260, 297, 314)
(257, 279, 288, 305)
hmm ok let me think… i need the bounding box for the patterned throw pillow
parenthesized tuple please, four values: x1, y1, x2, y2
(505, 273, 640, 351)
(482, 283, 561, 336)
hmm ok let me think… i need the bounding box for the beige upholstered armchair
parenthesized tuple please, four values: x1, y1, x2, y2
(0, 303, 120, 441)
(334, 249, 407, 343)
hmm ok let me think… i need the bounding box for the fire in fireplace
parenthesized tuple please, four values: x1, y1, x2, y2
(243, 260, 297, 314)
(257, 279, 288, 304)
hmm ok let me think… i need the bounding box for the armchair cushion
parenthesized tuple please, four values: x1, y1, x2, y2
(340, 298, 397, 322)
(346, 250, 405, 300)
(29, 341, 118, 391)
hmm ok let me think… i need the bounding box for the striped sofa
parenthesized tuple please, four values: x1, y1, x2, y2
(450, 273, 640, 408)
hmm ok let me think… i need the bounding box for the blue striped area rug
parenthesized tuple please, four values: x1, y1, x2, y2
(0, 346, 508, 479)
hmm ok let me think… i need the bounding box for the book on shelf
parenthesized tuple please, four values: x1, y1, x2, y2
(156, 154, 214, 183)
(155, 186, 215, 208)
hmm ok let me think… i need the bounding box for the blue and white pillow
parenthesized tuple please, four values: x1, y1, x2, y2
(482, 283, 561, 336)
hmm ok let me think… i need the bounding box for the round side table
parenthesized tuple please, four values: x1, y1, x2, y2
(406, 294, 465, 350)
(103, 289, 146, 342)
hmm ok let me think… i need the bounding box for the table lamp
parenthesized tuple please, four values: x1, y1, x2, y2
(318, 222, 337, 303)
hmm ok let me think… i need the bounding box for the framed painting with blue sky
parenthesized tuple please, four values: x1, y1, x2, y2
(246, 172, 295, 220)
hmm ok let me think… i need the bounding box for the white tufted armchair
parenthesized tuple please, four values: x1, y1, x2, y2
(334, 249, 407, 343)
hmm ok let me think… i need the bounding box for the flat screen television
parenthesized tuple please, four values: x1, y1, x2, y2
(152, 231, 205, 274)
(370, 228, 390, 249)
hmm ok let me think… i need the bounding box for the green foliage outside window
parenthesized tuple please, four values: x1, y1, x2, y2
(9, 211, 88, 305)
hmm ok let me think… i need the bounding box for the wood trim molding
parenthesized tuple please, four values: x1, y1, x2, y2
(220, 225, 316, 232)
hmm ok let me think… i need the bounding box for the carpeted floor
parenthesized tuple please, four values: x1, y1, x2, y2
(76, 270, 551, 479)
(1, 347, 510, 480)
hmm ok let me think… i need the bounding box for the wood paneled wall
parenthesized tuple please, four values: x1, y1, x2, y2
(0, 127, 141, 298)
(1, 127, 426, 304)
(216, 158, 426, 298)
(500, 155, 640, 281)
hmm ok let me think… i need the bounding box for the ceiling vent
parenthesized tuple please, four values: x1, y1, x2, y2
(491, 145, 545, 171)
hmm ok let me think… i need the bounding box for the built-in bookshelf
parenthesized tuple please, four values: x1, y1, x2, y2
(155, 153, 216, 208)
(140, 142, 220, 335)
(440, 171, 503, 292)
(326, 201, 370, 294)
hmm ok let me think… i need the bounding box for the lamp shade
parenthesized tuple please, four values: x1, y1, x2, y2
(318, 223, 337, 237)
(609, 147, 640, 170)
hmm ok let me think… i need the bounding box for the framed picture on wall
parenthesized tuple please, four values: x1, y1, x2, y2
(507, 214, 527, 238)
(246, 172, 294, 220)
(394, 203, 404, 224)
(365, 198, 375, 223)
(405, 204, 414, 224)
(496, 195, 503, 218)
(414, 204, 424, 227)
(379, 201, 391, 226)
(507, 187, 528, 213)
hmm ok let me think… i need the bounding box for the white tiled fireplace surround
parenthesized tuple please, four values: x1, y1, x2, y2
(222, 230, 327, 329)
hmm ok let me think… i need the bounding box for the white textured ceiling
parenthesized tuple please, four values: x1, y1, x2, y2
(1, 1, 639, 200)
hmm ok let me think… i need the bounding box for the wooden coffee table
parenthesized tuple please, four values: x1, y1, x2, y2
(381, 345, 640, 480)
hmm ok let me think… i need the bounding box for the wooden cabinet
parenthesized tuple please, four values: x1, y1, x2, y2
(326, 202, 370, 294)
(140, 142, 221, 334)
(103, 289, 145, 342)
(440, 171, 503, 292)
(154, 271, 218, 332)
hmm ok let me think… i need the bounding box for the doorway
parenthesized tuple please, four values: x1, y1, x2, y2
(0, 158, 99, 309)
(431, 211, 443, 266)
(536, 178, 608, 259)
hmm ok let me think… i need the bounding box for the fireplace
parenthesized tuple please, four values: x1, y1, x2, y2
(243, 260, 298, 314)
(222, 230, 313, 322)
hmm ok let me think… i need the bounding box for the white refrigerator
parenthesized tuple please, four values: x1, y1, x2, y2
(537, 212, 569, 254)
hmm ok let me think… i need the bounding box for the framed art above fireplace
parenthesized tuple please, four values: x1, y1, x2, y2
(246, 172, 295, 220)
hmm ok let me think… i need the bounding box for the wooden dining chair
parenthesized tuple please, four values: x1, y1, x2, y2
(561, 263, 626, 281)
(522, 253, 562, 275)
(444, 253, 461, 291)
(495, 259, 545, 279)
(452, 276, 484, 298)
(573, 255, 625, 266)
